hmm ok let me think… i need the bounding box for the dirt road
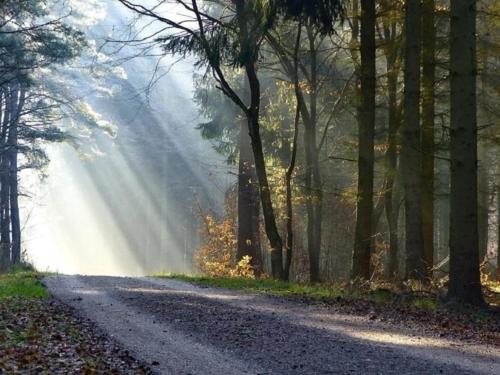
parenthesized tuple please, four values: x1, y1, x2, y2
(44, 275, 499, 375)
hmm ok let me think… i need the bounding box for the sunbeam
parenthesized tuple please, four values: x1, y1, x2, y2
(21, 0, 233, 276)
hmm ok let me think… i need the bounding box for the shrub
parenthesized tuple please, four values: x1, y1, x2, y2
(194, 213, 255, 279)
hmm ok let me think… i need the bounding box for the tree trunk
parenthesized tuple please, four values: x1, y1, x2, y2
(352, 0, 376, 280)
(0, 167, 10, 271)
(284, 24, 302, 281)
(435, 159, 450, 264)
(235, 0, 284, 279)
(301, 25, 323, 282)
(8, 85, 26, 264)
(304, 128, 321, 281)
(0, 86, 11, 272)
(9, 156, 20, 265)
(246, 105, 284, 279)
(421, 0, 436, 274)
(9, 84, 24, 265)
(284, 103, 300, 281)
(311, 154, 322, 281)
(379, 3, 402, 279)
(401, 0, 425, 280)
(385, 74, 401, 279)
(237, 115, 262, 274)
(497, 184, 500, 277)
(271, 23, 324, 282)
(447, 0, 484, 305)
(387, 177, 402, 278)
(477, 150, 489, 263)
(246, 63, 284, 279)
(264, 26, 320, 281)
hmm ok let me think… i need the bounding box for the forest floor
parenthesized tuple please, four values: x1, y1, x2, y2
(0, 271, 151, 374)
(44, 275, 499, 375)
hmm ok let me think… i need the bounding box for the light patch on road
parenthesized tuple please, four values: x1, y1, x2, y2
(74, 288, 105, 296)
(119, 286, 253, 301)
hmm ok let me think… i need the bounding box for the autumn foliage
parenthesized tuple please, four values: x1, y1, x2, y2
(195, 213, 254, 278)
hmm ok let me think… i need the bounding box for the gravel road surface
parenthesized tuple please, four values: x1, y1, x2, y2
(44, 275, 499, 375)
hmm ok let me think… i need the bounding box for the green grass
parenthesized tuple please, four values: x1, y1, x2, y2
(369, 288, 394, 303)
(412, 297, 438, 310)
(0, 270, 48, 299)
(157, 274, 440, 312)
(156, 274, 346, 299)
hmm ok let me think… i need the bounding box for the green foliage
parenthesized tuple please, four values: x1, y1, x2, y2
(1, 0, 46, 18)
(157, 0, 342, 71)
(0, 271, 48, 299)
(193, 73, 241, 163)
(21, 124, 70, 143)
(0, 1, 86, 86)
(275, 0, 344, 34)
(159, 24, 239, 68)
(0, 0, 119, 171)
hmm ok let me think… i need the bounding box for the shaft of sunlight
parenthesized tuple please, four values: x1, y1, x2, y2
(22, 0, 233, 276)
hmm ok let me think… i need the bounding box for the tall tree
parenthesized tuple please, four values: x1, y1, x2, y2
(0, 86, 12, 271)
(234, 0, 284, 278)
(378, 0, 403, 278)
(401, 0, 425, 280)
(6, 83, 25, 264)
(447, 0, 484, 305)
(284, 99, 300, 281)
(265, 23, 331, 282)
(118, 0, 286, 277)
(284, 23, 302, 281)
(421, 0, 436, 273)
(237, 113, 262, 273)
(0, 0, 88, 271)
(352, 0, 376, 280)
(302, 23, 323, 282)
(265, 24, 325, 282)
(245, 0, 343, 279)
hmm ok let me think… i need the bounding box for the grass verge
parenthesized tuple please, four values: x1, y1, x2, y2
(0, 269, 150, 373)
(0, 270, 48, 299)
(157, 274, 500, 311)
(155, 274, 441, 310)
(159, 274, 347, 300)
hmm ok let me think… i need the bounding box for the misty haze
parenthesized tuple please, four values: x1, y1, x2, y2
(0, 0, 498, 374)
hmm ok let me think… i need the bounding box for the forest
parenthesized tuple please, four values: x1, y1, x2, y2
(124, 0, 499, 307)
(0, 0, 499, 301)
(0, 0, 499, 373)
